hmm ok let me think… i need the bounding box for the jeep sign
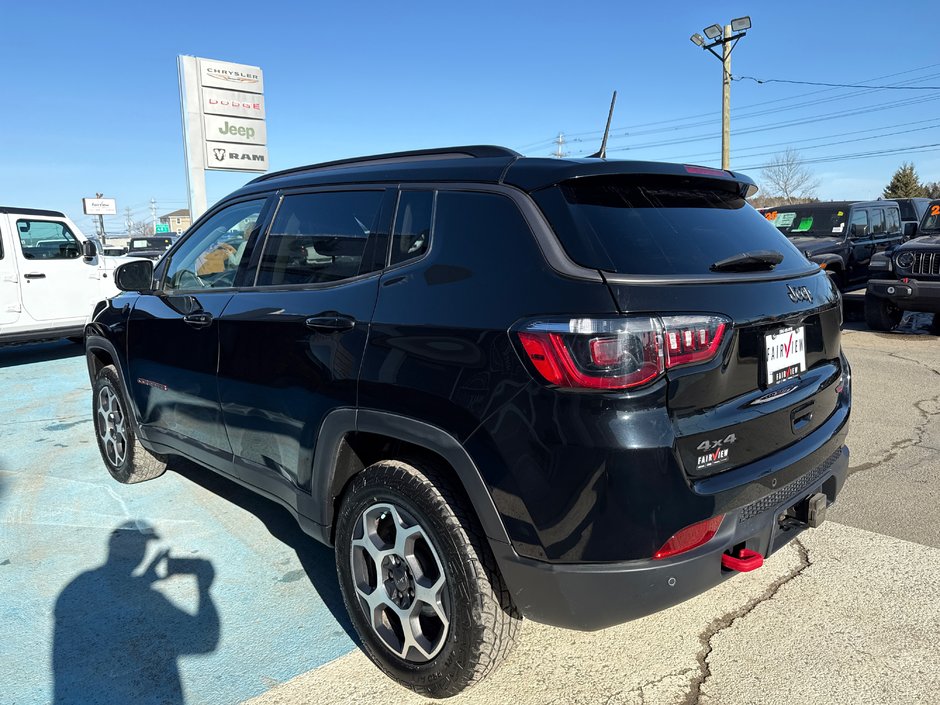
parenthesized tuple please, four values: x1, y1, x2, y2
(204, 115, 267, 146)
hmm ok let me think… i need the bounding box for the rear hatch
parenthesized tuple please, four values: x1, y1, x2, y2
(530, 171, 845, 478)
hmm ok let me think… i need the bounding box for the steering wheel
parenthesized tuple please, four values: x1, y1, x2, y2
(176, 270, 207, 289)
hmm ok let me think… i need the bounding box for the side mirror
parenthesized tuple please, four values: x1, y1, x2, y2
(82, 240, 97, 261)
(903, 222, 918, 239)
(114, 259, 154, 292)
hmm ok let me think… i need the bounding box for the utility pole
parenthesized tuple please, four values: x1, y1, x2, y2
(150, 198, 157, 235)
(96, 192, 108, 246)
(721, 24, 732, 170)
(689, 16, 752, 171)
(124, 207, 133, 236)
(552, 132, 567, 159)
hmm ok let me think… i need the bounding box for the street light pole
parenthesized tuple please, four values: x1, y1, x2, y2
(689, 16, 751, 171)
(721, 24, 731, 170)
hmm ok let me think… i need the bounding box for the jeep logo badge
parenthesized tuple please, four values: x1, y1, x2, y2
(787, 284, 813, 303)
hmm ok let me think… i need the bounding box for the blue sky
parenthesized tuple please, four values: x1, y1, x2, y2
(2, 0, 938, 236)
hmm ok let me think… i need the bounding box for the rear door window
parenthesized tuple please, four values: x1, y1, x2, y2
(531, 175, 808, 276)
(886, 208, 900, 234)
(870, 208, 885, 235)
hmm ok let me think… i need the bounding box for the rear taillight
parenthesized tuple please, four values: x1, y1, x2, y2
(653, 515, 725, 559)
(516, 314, 730, 390)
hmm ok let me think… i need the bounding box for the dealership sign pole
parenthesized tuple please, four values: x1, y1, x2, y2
(177, 56, 268, 221)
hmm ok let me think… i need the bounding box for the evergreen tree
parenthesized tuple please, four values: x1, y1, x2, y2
(882, 163, 926, 198)
(924, 181, 940, 199)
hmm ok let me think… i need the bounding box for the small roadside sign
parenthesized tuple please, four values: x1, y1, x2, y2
(155, 223, 171, 233)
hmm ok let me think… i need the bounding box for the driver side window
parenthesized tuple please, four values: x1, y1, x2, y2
(164, 199, 265, 291)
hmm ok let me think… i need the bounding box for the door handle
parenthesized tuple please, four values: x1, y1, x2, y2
(24, 272, 46, 279)
(305, 315, 356, 333)
(183, 311, 213, 329)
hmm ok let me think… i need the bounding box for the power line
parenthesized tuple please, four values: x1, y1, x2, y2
(657, 120, 940, 163)
(734, 142, 940, 171)
(569, 94, 940, 155)
(520, 62, 940, 150)
(734, 75, 940, 90)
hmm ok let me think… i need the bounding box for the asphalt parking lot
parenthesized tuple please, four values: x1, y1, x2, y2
(2, 303, 938, 705)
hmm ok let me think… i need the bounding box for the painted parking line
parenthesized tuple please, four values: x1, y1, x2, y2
(0, 342, 357, 705)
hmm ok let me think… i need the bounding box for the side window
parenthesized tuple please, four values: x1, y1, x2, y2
(256, 191, 384, 286)
(391, 191, 434, 266)
(870, 208, 885, 235)
(16, 220, 80, 260)
(849, 209, 869, 238)
(886, 208, 900, 234)
(164, 199, 265, 291)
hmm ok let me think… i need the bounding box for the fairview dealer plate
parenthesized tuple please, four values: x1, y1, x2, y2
(765, 326, 806, 385)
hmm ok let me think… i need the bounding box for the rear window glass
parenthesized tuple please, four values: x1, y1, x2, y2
(533, 175, 809, 276)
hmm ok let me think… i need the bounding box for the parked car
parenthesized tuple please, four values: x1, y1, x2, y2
(0, 206, 129, 344)
(761, 201, 903, 289)
(126, 235, 176, 260)
(86, 146, 851, 697)
(865, 199, 940, 332)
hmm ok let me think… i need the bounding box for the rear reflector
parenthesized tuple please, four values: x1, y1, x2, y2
(516, 314, 730, 390)
(653, 515, 724, 559)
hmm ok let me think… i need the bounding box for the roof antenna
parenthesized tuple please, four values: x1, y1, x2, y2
(589, 90, 617, 159)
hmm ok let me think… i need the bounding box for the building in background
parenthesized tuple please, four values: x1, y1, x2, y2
(159, 209, 191, 234)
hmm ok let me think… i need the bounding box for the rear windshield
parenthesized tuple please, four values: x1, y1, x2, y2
(762, 205, 847, 237)
(533, 175, 809, 276)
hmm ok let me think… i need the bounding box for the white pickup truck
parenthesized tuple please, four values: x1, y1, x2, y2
(0, 206, 129, 344)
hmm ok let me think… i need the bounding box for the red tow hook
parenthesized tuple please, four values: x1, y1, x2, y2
(721, 547, 764, 572)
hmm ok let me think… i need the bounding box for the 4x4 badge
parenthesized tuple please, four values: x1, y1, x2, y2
(787, 284, 813, 303)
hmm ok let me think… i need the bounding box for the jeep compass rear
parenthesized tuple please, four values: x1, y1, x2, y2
(87, 147, 849, 698)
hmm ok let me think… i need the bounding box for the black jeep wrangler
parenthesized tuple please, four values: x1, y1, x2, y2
(762, 200, 904, 289)
(86, 146, 851, 697)
(866, 199, 940, 332)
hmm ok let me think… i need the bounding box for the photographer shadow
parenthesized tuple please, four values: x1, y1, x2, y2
(168, 457, 358, 644)
(52, 521, 219, 705)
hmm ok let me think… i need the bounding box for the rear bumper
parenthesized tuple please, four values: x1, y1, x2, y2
(867, 278, 940, 313)
(493, 444, 848, 631)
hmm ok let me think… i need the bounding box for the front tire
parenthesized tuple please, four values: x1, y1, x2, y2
(864, 293, 903, 331)
(335, 460, 520, 698)
(92, 365, 166, 483)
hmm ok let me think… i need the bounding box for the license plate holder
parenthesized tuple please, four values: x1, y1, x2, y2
(764, 325, 806, 386)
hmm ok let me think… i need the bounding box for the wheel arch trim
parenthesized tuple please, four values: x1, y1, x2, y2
(312, 408, 512, 546)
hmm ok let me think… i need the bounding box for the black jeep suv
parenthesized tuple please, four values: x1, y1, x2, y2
(86, 146, 851, 697)
(865, 199, 940, 332)
(762, 200, 904, 289)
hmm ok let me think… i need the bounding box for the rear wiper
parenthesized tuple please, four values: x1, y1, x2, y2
(710, 250, 784, 272)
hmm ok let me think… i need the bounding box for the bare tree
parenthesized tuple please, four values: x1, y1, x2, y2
(759, 148, 820, 204)
(127, 219, 155, 237)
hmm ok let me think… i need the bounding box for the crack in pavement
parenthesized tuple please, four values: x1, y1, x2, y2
(847, 349, 940, 476)
(623, 668, 696, 705)
(849, 394, 940, 475)
(680, 539, 812, 705)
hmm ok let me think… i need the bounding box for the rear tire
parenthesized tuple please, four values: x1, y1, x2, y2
(864, 293, 903, 331)
(92, 365, 166, 483)
(334, 459, 520, 698)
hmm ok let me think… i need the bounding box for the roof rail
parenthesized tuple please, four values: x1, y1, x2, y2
(249, 145, 521, 184)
